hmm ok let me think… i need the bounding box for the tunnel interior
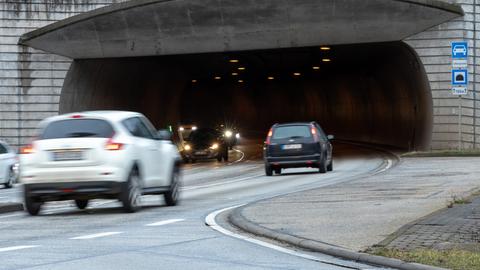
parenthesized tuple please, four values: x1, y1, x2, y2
(61, 41, 432, 151)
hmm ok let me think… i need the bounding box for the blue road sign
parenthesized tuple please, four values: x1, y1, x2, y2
(452, 69, 468, 85)
(452, 42, 468, 58)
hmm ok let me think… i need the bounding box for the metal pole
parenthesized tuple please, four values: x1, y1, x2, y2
(459, 94, 462, 150)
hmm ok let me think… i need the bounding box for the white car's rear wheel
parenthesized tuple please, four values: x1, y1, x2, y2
(24, 193, 42, 216)
(121, 168, 141, 213)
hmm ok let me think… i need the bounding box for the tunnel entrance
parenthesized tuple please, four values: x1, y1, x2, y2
(61, 41, 432, 150)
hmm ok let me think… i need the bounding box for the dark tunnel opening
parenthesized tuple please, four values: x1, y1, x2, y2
(60, 41, 432, 151)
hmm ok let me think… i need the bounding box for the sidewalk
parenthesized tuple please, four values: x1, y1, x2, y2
(381, 195, 480, 252)
(229, 156, 480, 268)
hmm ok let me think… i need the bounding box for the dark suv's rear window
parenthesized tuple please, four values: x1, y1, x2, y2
(41, 119, 115, 139)
(273, 125, 311, 139)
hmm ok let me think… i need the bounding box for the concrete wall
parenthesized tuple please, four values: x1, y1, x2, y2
(0, 0, 478, 150)
(0, 0, 126, 149)
(406, 0, 480, 149)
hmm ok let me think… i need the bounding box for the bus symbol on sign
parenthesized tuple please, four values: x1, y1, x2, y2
(452, 42, 468, 58)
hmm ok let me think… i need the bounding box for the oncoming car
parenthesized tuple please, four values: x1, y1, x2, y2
(263, 122, 333, 176)
(20, 111, 182, 215)
(181, 128, 228, 163)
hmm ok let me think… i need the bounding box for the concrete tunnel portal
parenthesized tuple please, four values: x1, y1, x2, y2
(18, 0, 464, 150)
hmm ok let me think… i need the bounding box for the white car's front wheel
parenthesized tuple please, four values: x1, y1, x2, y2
(121, 168, 142, 213)
(4, 168, 14, 189)
(164, 167, 180, 206)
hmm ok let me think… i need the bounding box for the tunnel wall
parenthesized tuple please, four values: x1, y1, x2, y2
(0, 0, 479, 150)
(0, 0, 128, 149)
(405, 1, 480, 150)
(60, 42, 432, 150)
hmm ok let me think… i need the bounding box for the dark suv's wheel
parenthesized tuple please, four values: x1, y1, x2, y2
(327, 159, 333, 171)
(265, 164, 273, 176)
(319, 154, 327, 174)
(121, 168, 141, 213)
(164, 167, 180, 206)
(75, 199, 89, 209)
(24, 193, 42, 216)
(4, 168, 14, 189)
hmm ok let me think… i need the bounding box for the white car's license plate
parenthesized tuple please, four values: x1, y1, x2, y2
(52, 151, 83, 161)
(195, 151, 207, 155)
(282, 144, 302, 150)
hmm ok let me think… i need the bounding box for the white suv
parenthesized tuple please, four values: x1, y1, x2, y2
(20, 111, 182, 215)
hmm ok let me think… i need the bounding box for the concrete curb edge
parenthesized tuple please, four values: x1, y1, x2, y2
(0, 203, 24, 214)
(229, 205, 448, 270)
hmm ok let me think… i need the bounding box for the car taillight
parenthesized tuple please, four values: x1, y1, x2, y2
(266, 129, 273, 145)
(105, 138, 123, 151)
(20, 144, 35, 154)
(311, 126, 319, 142)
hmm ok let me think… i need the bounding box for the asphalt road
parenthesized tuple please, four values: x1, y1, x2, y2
(0, 142, 391, 270)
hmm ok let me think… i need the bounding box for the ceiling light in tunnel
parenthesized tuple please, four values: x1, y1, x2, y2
(229, 59, 239, 63)
(191, 79, 197, 83)
(232, 72, 238, 76)
(268, 76, 275, 80)
(238, 79, 244, 83)
(322, 59, 331, 62)
(312, 66, 320, 70)
(214, 76, 221, 80)
(293, 72, 301, 76)
(238, 67, 246, 70)
(320, 46, 331, 50)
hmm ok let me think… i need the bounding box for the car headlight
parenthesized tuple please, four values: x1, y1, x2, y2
(235, 133, 240, 139)
(225, 130, 233, 138)
(184, 144, 191, 151)
(210, 143, 219, 150)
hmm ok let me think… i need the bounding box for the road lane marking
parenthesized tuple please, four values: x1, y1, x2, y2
(205, 205, 367, 269)
(229, 149, 245, 165)
(373, 159, 393, 175)
(145, 218, 184, 227)
(70, 232, 122, 240)
(182, 174, 263, 191)
(0, 245, 38, 252)
(0, 213, 22, 219)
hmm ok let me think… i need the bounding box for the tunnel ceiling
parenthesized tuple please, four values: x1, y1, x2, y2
(19, 0, 462, 59)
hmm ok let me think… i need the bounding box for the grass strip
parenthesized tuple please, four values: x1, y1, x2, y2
(371, 248, 480, 270)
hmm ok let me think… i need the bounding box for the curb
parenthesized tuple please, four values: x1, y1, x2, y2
(229, 205, 448, 270)
(0, 203, 24, 214)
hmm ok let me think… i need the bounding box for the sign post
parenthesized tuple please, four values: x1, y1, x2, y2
(451, 41, 468, 150)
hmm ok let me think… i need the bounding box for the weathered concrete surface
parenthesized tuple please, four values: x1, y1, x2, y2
(236, 156, 480, 251)
(19, 0, 462, 59)
(60, 42, 432, 150)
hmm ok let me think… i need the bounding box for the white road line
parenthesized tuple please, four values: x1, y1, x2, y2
(0, 245, 38, 252)
(0, 213, 22, 219)
(205, 205, 366, 269)
(70, 232, 123, 240)
(182, 174, 263, 191)
(229, 149, 245, 165)
(374, 159, 393, 175)
(145, 218, 184, 227)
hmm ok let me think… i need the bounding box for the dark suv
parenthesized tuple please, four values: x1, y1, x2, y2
(263, 122, 333, 176)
